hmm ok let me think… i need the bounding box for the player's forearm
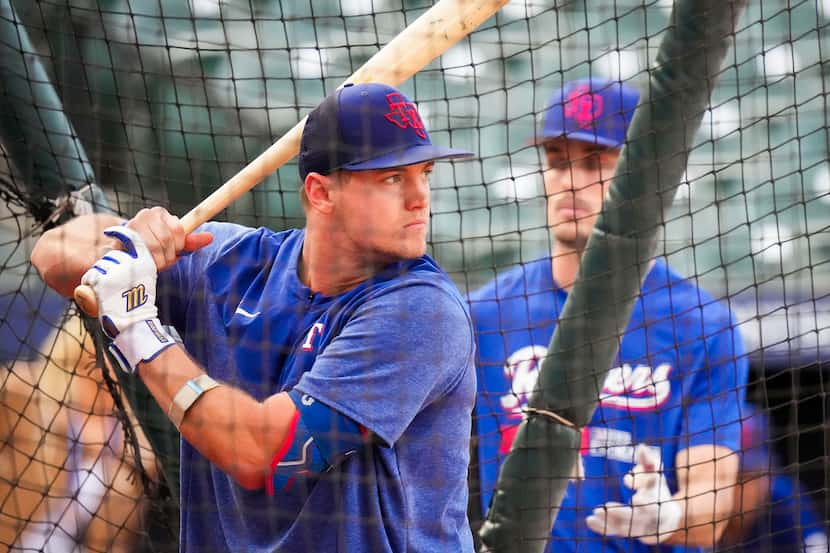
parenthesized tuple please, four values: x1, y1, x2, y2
(664, 446, 739, 547)
(31, 213, 124, 297)
(137, 345, 295, 490)
(661, 487, 733, 546)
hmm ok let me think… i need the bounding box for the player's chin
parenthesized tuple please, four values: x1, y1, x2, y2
(551, 225, 589, 249)
(395, 236, 428, 260)
(371, 240, 425, 264)
(550, 220, 577, 241)
(403, 242, 427, 260)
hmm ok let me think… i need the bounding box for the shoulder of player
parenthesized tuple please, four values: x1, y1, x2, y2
(374, 271, 468, 315)
(192, 222, 299, 263)
(356, 271, 473, 336)
(465, 257, 550, 331)
(467, 257, 550, 303)
(647, 260, 736, 327)
(343, 277, 476, 370)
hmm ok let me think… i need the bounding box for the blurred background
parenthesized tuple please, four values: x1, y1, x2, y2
(0, 0, 828, 550)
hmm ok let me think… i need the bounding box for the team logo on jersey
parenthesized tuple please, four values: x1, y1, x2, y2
(122, 284, 148, 312)
(584, 427, 635, 462)
(583, 427, 660, 464)
(384, 93, 427, 139)
(564, 84, 604, 129)
(498, 345, 672, 415)
(599, 363, 672, 410)
(301, 322, 325, 351)
(500, 345, 548, 414)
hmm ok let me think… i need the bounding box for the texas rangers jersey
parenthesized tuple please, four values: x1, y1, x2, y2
(470, 257, 748, 553)
(156, 222, 476, 553)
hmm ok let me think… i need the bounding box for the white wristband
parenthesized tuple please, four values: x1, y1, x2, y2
(168, 374, 220, 430)
(108, 318, 177, 373)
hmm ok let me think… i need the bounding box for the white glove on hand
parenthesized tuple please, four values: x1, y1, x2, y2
(80, 226, 175, 373)
(585, 444, 682, 545)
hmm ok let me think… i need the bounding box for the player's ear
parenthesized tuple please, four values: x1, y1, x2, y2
(304, 172, 335, 215)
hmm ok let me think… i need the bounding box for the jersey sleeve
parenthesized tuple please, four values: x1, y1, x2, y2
(294, 282, 475, 447)
(681, 313, 749, 452)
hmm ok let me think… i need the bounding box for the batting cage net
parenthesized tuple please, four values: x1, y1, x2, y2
(1, 0, 828, 552)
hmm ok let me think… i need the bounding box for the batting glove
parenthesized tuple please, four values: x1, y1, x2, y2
(585, 444, 682, 545)
(80, 226, 176, 373)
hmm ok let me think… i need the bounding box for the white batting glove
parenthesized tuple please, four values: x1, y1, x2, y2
(585, 444, 682, 545)
(804, 532, 829, 553)
(80, 226, 176, 373)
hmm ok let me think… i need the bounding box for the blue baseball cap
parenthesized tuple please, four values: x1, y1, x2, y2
(299, 83, 473, 180)
(536, 78, 640, 149)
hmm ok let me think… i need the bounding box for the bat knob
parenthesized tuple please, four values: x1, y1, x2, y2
(74, 285, 99, 318)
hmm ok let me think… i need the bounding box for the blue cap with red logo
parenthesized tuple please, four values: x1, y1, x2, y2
(537, 77, 640, 149)
(299, 83, 473, 180)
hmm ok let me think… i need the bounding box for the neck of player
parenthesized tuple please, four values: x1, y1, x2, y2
(299, 223, 392, 297)
(552, 237, 658, 292)
(551, 238, 585, 292)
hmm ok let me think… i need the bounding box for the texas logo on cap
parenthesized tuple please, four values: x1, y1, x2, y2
(298, 82, 472, 179)
(384, 93, 427, 139)
(564, 84, 605, 129)
(537, 77, 640, 149)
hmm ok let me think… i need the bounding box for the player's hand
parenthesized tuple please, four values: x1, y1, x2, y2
(81, 226, 158, 338)
(585, 444, 682, 545)
(81, 226, 176, 372)
(122, 207, 213, 271)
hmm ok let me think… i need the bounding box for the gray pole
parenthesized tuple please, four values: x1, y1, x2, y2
(0, 0, 95, 204)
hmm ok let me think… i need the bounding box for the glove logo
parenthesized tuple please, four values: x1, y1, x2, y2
(122, 284, 148, 312)
(384, 93, 427, 139)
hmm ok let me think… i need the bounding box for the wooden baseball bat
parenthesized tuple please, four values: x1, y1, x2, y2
(73, 0, 508, 317)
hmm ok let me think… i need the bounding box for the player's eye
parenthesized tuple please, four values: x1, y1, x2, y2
(383, 174, 403, 185)
(546, 153, 570, 171)
(583, 154, 602, 171)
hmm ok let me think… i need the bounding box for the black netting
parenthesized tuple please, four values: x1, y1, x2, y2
(1, 1, 827, 552)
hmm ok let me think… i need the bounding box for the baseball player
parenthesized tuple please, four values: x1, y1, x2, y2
(470, 78, 749, 552)
(31, 83, 477, 552)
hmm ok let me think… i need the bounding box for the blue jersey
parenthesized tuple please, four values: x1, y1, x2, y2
(470, 257, 748, 553)
(156, 222, 476, 553)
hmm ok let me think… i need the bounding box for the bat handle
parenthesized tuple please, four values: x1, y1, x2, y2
(74, 284, 99, 317)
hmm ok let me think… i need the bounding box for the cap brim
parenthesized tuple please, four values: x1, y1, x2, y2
(342, 144, 473, 172)
(529, 131, 622, 149)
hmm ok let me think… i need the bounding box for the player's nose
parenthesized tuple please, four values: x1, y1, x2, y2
(570, 166, 604, 193)
(404, 172, 430, 211)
